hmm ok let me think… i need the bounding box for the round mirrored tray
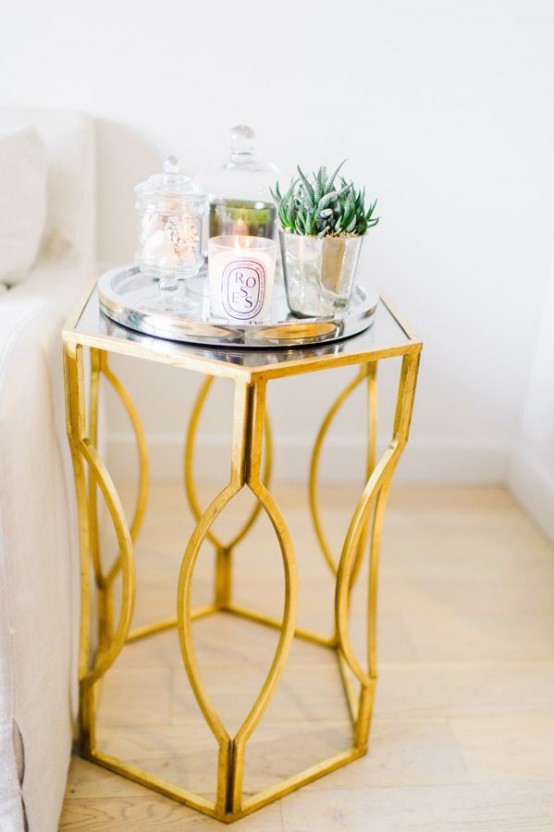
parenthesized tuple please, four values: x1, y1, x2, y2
(97, 264, 378, 349)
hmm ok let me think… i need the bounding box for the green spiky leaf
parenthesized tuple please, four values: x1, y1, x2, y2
(271, 162, 379, 237)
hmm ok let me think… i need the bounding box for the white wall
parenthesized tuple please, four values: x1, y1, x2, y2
(2, 0, 554, 484)
(510, 264, 554, 539)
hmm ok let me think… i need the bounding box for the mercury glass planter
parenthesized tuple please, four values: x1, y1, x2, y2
(280, 231, 364, 318)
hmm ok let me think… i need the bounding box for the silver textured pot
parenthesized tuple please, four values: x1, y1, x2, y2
(279, 230, 364, 318)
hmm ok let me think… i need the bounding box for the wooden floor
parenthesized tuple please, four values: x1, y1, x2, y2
(60, 483, 554, 831)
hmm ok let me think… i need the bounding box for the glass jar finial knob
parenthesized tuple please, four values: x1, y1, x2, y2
(164, 155, 180, 175)
(230, 125, 255, 159)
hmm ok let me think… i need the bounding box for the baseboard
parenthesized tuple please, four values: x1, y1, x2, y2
(107, 432, 511, 484)
(509, 447, 554, 542)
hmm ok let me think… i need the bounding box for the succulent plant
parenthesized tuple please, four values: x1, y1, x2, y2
(271, 162, 379, 238)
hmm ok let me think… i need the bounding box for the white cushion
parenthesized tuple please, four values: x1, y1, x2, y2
(0, 110, 96, 269)
(0, 126, 47, 286)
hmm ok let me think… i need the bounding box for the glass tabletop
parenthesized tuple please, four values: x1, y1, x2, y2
(67, 282, 418, 380)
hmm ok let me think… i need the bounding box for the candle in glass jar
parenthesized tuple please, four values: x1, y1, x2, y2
(208, 235, 277, 323)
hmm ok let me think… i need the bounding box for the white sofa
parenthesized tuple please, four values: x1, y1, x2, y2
(0, 110, 95, 832)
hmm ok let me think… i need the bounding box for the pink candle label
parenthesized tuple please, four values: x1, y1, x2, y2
(222, 258, 266, 320)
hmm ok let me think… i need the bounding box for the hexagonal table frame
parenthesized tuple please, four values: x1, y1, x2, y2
(63, 281, 422, 823)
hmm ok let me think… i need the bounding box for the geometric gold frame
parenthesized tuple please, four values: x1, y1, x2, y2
(63, 287, 421, 823)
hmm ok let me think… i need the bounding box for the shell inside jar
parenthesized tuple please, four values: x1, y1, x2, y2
(141, 228, 179, 269)
(139, 211, 199, 271)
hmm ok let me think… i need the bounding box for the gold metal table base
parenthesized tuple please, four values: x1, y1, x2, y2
(63, 287, 421, 823)
(83, 608, 367, 823)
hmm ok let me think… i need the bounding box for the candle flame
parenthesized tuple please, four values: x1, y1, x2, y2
(233, 235, 250, 254)
(236, 218, 249, 237)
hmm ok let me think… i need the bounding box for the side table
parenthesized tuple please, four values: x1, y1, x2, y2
(62, 284, 421, 823)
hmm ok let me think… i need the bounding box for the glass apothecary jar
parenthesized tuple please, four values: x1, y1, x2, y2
(196, 125, 280, 241)
(135, 156, 206, 292)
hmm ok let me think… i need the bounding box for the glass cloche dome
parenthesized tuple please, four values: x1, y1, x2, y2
(196, 125, 280, 240)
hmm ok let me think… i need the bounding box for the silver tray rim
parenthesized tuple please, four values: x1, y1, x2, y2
(97, 264, 378, 349)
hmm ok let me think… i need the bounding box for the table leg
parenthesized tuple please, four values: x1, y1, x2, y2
(177, 378, 298, 817)
(183, 375, 273, 609)
(335, 349, 421, 750)
(64, 342, 145, 754)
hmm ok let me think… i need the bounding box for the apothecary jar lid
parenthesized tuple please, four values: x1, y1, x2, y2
(135, 156, 204, 213)
(196, 126, 279, 203)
